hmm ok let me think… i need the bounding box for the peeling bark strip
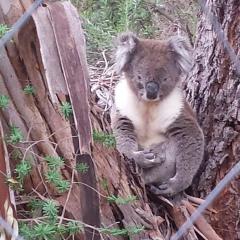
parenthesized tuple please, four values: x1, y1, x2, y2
(48, 2, 92, 153)
(46, 2, 100, 239)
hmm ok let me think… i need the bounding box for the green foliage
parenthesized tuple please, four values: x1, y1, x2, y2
(0, 94, 9, 109)
(107, 194, 137, 205)
(93, 130, 116, 147)
(19, 223, 32, 240)
(0, 24, 9, 38)
(23, 84, 35, 95)
(20, 198, 83, 240)
(20, 197, 142, 239)
(15, 160, 32, 183)
(7, 126, 24, 144)
(42, 200, 59, 222)
(45, 170, 70, 193)
(45, 170, 61, 183)
(28, 199, 44, 210)
(20, 221, 83, 240)
(65, 221, 83, 235)
(82, 0, 154, 54)
(100, 225, 144, 236)
(76, 162, 89, 173)
(44, 155, 70, 193)
(33, 223, 57, 240)
(55, 179, 70, 193)
(60, 101, 73, 119)
(44, 155, 64, 170)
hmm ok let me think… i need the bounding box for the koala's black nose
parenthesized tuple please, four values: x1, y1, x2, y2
(146, 81, 159, 100)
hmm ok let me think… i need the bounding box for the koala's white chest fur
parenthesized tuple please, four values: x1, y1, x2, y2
(114, 78, 184, 148)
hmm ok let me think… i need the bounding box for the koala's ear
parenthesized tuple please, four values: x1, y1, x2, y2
(168, 36, 193, 74)
(114, 32, 138, 73)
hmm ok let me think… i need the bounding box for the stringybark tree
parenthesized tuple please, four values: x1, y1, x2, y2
(0, 1, 164, 240)
(184, 1, 240, 239)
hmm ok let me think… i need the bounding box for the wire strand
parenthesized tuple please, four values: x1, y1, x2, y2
(198, 0, 240, 75)
(171, 161, 240, 240)
(0, 0, 43, 49)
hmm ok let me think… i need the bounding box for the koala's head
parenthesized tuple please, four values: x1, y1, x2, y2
(115, 32, 192, 101)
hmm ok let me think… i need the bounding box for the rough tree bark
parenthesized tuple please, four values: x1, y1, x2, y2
(0, 1, 164, 240)
(184, 1, 240, 239)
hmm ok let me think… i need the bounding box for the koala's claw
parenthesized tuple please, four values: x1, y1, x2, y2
(142, 150, 155, 160)
(132, 150, 157, 168)
(157, 183, 168, 190)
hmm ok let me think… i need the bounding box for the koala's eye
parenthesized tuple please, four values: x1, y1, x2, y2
(137, 82, 144, 89)
(137, 75, 142, 80)
(163, 77, 168, 82)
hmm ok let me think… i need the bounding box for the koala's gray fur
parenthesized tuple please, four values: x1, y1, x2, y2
(111, 32, 204, 197)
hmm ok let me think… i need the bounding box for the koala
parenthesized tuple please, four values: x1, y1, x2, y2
(111, 32, 204, 197)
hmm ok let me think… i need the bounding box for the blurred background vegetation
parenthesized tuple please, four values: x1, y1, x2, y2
(71, 0, 198, 63)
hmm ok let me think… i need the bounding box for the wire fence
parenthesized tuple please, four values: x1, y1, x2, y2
(0, 0, 239, 240)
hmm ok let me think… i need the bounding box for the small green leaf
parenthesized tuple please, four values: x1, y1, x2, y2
(33, 223, 57, 239)
(93, 130, 116, 148)
(60, 101, 73, 119)
(23, 85, 35, 95)
(76, 162, 89, 173)
(44, 155, 64, 170)
(15, 160, 32, 183)
(42, 200, 58, 222)
(19, 223, 33, 240)
(0, 24, 9, 38)
(28, 199, 44, 211)
(0, 95, 9, 109)
(99, 225, 144, 236)
(66, 222, 83, 235)
(45, 170, 61, 183)
(55, 179, 70, 193)
(7, 126, 23, 144)
(45, 170, 70, 193)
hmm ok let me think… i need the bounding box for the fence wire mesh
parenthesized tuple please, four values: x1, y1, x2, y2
(0, 0, 239, 239)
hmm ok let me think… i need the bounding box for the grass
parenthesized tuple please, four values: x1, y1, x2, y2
(81, 0, 155, 62)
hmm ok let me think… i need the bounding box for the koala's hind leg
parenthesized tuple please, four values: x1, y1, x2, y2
(150, 121, 204, 197)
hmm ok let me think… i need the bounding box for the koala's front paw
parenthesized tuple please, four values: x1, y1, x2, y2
(132, 150, 158, 168)
(149, 178, 178, 197)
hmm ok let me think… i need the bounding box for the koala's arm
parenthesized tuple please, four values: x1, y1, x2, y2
(151, 115, 204, 196)
(111, 107, 160, 167)
(111, 107, 138, 157)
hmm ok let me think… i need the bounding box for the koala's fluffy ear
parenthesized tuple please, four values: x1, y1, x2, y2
(115, 32, 138, 73)
(168, 36, 193, 74)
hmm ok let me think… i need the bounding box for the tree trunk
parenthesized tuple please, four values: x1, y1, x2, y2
(0, 1, 164, 239)
(184, 1, 240, 239)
